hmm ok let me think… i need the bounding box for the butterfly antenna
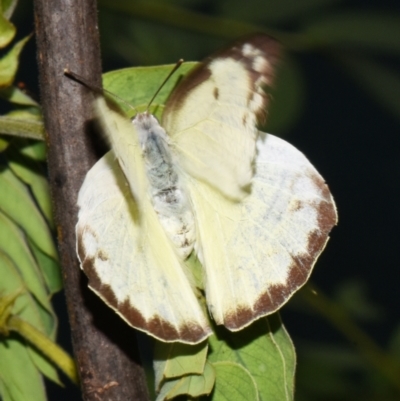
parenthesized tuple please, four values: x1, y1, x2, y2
(146, 59, 184, 111)
(64, 68, 138, 114)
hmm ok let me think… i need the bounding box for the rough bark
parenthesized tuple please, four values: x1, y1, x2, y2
(33, 0, 150, 399)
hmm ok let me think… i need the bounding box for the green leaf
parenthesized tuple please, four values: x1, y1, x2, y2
(0, 86, 39, 106)
(7, 144, 54, 227)
(27, 346, 62, 386)
(154, 340, 208, 390)
(0, 379, 13, 401)
(1, 0, 18, 20)
(0, 115, 45, 140)
(208, 314, 295, 400)
(304, 13, 400, 54)
(212, 362, 258, 401)
(0, 211, 53, 315)
(0, 135, 8, 151)
(337, 54, 400, 121)
(17, 140, 47, 161)
(0, 339, 47, 401)
(156, 362, 215, 401)
(0, 167, 57, 259)
(102, 62, 197, 119)
(28, 239, 62, 295)
(0, 12, 15, 49)
(0, 35, 31, 87)
(0, 248, 55, 341)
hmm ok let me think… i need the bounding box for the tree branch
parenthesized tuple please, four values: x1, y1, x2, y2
(33, 0, 149, 399)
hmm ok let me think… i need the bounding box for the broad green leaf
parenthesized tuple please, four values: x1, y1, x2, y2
(212, 362, 258, 401)
(28, 239, 62, 295)
(0, 35, 31, 87)
(0, 379, 12, 401)
(103, 62, 197, 119)
(0, 167, 57, 258)
(208, 314, 295, 401)
(154, 340, 208, 390)
(7, 144, 54, 226)
(0, 13, 15, 48)
(0, 339, 47, 401)
(304, 13, 400, 54)
(0, 211, 53, 315)
(0, 115, 45, 140)
(337, 54, 400, 121)
(0, 86, 39, 105)
(156, 361, 215, 401)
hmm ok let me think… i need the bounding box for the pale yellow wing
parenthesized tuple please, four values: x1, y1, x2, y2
(163, 34, 280, 200)
(187, 133, 337, 330)
(76, 99, 211, 343)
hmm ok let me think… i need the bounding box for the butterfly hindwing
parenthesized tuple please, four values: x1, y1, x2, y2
(187, 133, 337, 330)
(163, 34, 280, 200)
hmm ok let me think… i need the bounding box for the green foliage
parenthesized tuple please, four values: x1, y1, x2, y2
(0, 4, 75, 401)
(152, 314, 295, 400)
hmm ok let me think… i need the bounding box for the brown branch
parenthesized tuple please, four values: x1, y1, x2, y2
(33, 0, 149, 399)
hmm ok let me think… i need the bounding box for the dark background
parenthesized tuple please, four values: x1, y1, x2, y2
(9, 0, 400, 399)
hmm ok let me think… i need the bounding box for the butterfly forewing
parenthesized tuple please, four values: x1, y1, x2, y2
(163, 34, 280, 200)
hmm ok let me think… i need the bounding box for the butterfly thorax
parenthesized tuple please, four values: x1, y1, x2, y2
(132, 112, 196, 259)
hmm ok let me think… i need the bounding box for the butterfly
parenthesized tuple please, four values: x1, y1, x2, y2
(75, 34, 337, 344)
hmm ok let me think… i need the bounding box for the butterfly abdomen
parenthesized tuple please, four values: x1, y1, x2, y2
(133, 112, 196, 259)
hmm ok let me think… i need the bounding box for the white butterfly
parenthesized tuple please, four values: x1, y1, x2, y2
(76, 34, 337, 344)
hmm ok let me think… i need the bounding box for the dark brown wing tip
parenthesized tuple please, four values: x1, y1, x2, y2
(225, 181, 337, 331)
(164, 33, 281, 125)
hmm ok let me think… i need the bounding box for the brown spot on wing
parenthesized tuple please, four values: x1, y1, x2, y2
(213, 87, 219, 100)
(98, 249, 108, 261)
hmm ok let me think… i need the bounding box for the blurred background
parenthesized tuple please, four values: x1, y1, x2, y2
(5, 0, 400, 400)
